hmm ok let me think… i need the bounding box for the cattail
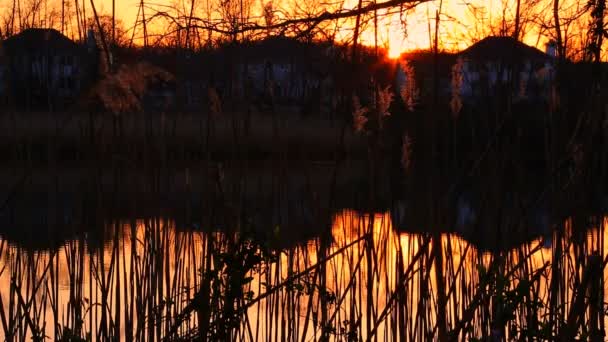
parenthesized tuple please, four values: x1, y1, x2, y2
(399, 60, 419, 111)
(517, 76, 528, 100)
(377, 85, 394, 118)
(87, 61, 174, 114)
(450, 57, 464, 118)
(208, 86, 222, 116)
(352, 94, 369, 133)
(401, 133, 413, 172)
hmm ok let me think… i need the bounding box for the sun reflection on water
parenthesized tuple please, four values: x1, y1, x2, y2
(0, 211, 605, 340)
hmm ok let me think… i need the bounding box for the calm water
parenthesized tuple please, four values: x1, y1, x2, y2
(0, 209, 605, 341)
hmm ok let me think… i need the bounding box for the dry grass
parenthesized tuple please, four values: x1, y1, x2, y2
(81, 62, 174, 115)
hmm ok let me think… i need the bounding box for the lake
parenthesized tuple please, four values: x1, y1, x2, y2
(0, 163, 605, 341)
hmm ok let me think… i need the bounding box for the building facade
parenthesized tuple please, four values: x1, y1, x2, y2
(2, 28, 97, 109)
(454, 36, 555, 104)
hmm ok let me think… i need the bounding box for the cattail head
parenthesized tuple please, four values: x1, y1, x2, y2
(377, 85, 394, 118)
(352, 94, 369, 133)
(450, 57, 464, 118)
(86, 62, 174, 115)
(208, 86, 222, 116)
(399, 60, 419, 111)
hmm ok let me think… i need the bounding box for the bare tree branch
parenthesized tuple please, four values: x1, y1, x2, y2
(148, 0, 430, 40)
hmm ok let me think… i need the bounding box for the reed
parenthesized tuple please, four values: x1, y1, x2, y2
(0, 63, 607, 341)
(0, 194, 607, 341)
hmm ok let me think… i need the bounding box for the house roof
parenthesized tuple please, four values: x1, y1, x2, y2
(400, 50, 458, 80)
(459, 36, 550, 63)
(401, 50, 457, 66)
(3, 28, 81, 54)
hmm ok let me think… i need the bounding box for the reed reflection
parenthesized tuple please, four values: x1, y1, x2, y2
(0, 212, 605, 341)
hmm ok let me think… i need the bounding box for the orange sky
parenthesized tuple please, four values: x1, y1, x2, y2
(2, 0, 587, 56)
(100, 0, 473, 53)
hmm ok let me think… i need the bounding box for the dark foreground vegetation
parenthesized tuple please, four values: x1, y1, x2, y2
(0, 158, 607, 341)
(1, 40, 608, 341)
(2, 0, 608, 340)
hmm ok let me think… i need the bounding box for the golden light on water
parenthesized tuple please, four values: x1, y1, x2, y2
(0, 211, 606, 340)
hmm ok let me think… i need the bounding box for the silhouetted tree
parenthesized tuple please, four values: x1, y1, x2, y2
(87, 15, 128, 47)
(585, 0, 607, 62)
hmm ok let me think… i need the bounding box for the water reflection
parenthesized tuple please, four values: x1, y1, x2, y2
(0, 211, 605, 341)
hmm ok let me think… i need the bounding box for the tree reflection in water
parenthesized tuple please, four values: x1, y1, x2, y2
(0, 211, 605, 341)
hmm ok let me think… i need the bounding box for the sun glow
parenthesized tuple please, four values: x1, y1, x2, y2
(101, 0, 440, 55)
(95, 0, 590, 58)
(388, 33, 407, 59)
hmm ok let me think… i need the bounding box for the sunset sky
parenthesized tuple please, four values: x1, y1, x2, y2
(1, 0, 590, 57)
(93, 0, 562, 55)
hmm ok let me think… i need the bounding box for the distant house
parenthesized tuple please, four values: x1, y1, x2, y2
(2, 28, 97, 109)
(232, 38, 332, 107)
(454, 36, 555, 103)
(395, 37, 556, 111)
(133, 38, 337, 115)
